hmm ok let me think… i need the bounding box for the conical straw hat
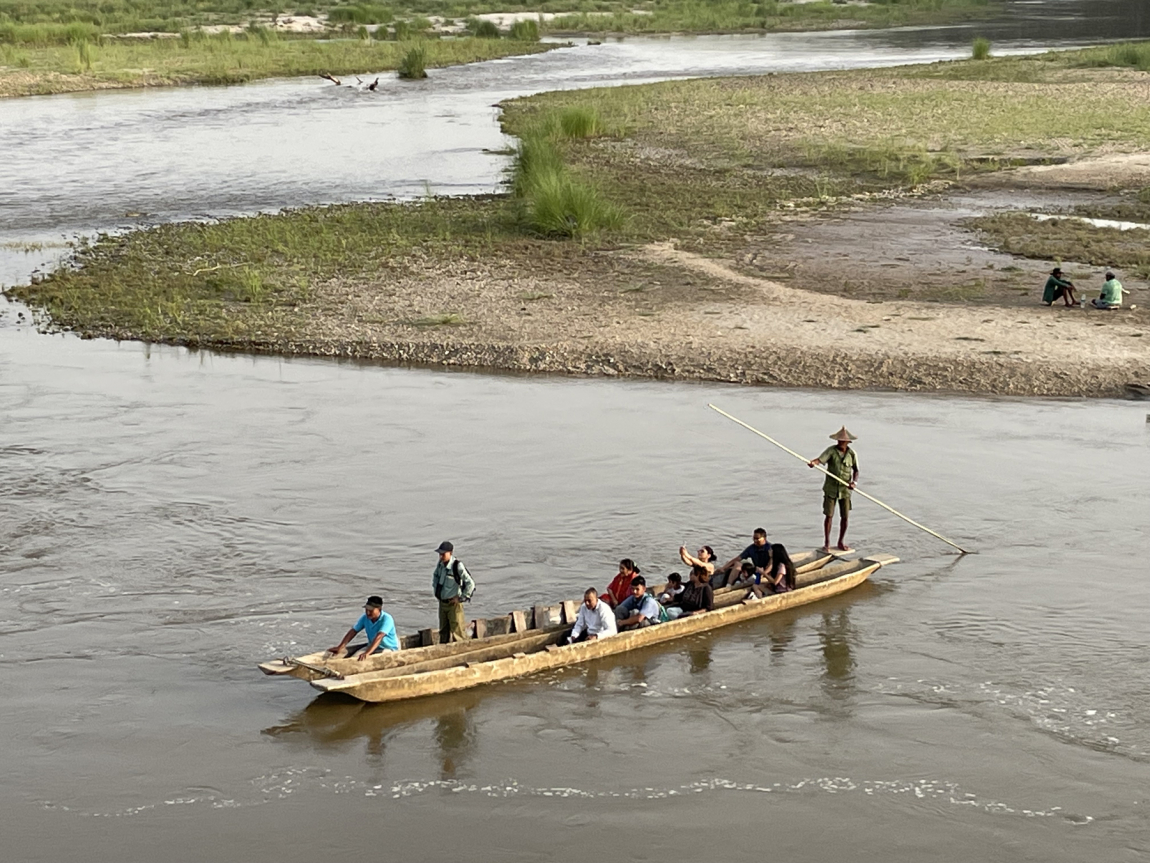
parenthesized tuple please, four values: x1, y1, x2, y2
(829, 426, 857, 442)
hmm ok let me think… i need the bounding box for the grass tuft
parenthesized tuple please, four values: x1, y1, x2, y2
(557, 106, 603, 139)
(471, 19, 500, 39)
(971, 37, 990, 60)
(508, 19, 539, 42)
(396, 42, 427, 79)
(519, 167, 624, 238)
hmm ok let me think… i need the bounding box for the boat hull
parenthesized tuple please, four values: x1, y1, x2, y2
(259, 548, 841, 682)
(311, 555, 895, 703)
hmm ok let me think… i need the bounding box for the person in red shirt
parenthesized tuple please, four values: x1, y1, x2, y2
(602, 558, 640, 608)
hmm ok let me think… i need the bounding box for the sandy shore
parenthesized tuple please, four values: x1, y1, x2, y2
(223, 229, 1147, 398)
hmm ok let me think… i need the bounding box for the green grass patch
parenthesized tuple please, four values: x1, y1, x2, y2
(0, 0, 998, 40)
(0, 35, 550, 96)
(966, 212, 1150, 277)
(507, 19, 538, 42)
(9, 198, 523, 342)
(1075, 41, 1150, 72)
(971, 36, 990, 60)
(396, 41, 426, 78)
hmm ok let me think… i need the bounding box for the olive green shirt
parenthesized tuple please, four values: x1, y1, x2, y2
(818, 445, 858, 499)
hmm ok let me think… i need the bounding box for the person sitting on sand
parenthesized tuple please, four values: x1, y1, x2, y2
(602, 559, 640, 608)
(328, 595, 399, 661)
(665, 565, 715, 620)
(809, 427, 859, 552)
(566, 588, 617, 644)
(716, 528, 772, 588)
(1042, 268, 1079, 307)
(614, 576, 662, 631)
(1091, 272, 1129, 309)
(750, 544, 797, 598)
(658, 572, 685, 605)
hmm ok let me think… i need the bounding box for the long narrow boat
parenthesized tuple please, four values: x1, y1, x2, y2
(258, 548, 837, 683)
(267, 552, 898, 704)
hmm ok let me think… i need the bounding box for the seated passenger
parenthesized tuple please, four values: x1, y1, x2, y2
(750, 544, 797, 598)
(327, 595, 399, 661)
(716, 528, 772, 588)
(1090, 272, 1129, 309)
(730, 560, 757, 589)
(602, 558, 640, 609)
(566, 588, 617, 644)
(614, 576, 661, 631)
(665, 565, 715, 620)
(658, 572, 685, 604)
(679, 544, 716, 577)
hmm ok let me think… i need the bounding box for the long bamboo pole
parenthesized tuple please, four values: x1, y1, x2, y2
(708, 404, 973, 555)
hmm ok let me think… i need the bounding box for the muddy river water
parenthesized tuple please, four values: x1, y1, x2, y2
(2, 2, 1150, 860)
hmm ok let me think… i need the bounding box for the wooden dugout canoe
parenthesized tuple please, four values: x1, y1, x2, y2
(308, 553, 898, 704)
(258, 549, 838, 683)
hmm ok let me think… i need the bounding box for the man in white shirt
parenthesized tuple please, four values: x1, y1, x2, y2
(566, 588, 617, 644)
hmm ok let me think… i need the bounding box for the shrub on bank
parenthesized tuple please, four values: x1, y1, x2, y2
(510, 115, 624, 238)
(397, 43, 427, 78)
(508, 19, 539, 42)
(972, 37, 990, 60)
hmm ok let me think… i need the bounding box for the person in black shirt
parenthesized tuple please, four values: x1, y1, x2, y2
(665, 565, 715, 620)
(716, 527, 771, 587)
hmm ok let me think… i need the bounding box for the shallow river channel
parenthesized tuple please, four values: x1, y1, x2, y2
(2, 2, 1150, 860)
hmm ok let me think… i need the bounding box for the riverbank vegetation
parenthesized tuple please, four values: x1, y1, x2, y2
(2, 0, 997, 39)
(0, 0, 1003, 97)
(0, 30, 548, 97)
(10, 43, 1150, 395)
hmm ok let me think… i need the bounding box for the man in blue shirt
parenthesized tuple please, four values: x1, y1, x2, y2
(328, 595, 399, 661)
(614, 576, 661, 631)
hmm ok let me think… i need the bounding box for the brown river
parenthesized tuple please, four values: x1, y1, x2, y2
(2, 2, 1150, 860)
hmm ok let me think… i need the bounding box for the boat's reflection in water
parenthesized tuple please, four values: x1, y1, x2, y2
(263, 687, 483, 779)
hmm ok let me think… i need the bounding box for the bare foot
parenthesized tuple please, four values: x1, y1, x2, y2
(836, 544, 853, 552)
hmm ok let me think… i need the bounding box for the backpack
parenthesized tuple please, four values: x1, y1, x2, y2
(448, 559, 474, 602)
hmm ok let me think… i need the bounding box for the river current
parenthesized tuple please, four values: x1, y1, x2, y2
(2, 2, 1149, 860)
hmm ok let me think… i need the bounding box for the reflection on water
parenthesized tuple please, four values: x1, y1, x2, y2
(687, 642, 713, 674)
(766, 615, 799, 661)
(818, 609, 858, 694)
(434, 709, 477, 780)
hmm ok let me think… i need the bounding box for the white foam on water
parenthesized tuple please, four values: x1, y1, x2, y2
(40, 769, 1092, 826)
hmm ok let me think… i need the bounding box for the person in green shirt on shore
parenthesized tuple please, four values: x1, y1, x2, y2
(808, 427, 859, 552)
(1091, 272, 1128, 309)
(1042, 267, 1079, 307)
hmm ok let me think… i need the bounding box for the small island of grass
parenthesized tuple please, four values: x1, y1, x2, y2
(10, 43, 1150, 397)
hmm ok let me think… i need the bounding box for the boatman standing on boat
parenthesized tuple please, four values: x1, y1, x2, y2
(433, 540, 475, 643)
(809, 427, 859, 553)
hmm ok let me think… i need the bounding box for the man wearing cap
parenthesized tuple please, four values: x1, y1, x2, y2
(433, 541, 475, 643)
(1042, 268, 1079, 307)
(328, 595, 399, 661)
(809, 427, 859, 552)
